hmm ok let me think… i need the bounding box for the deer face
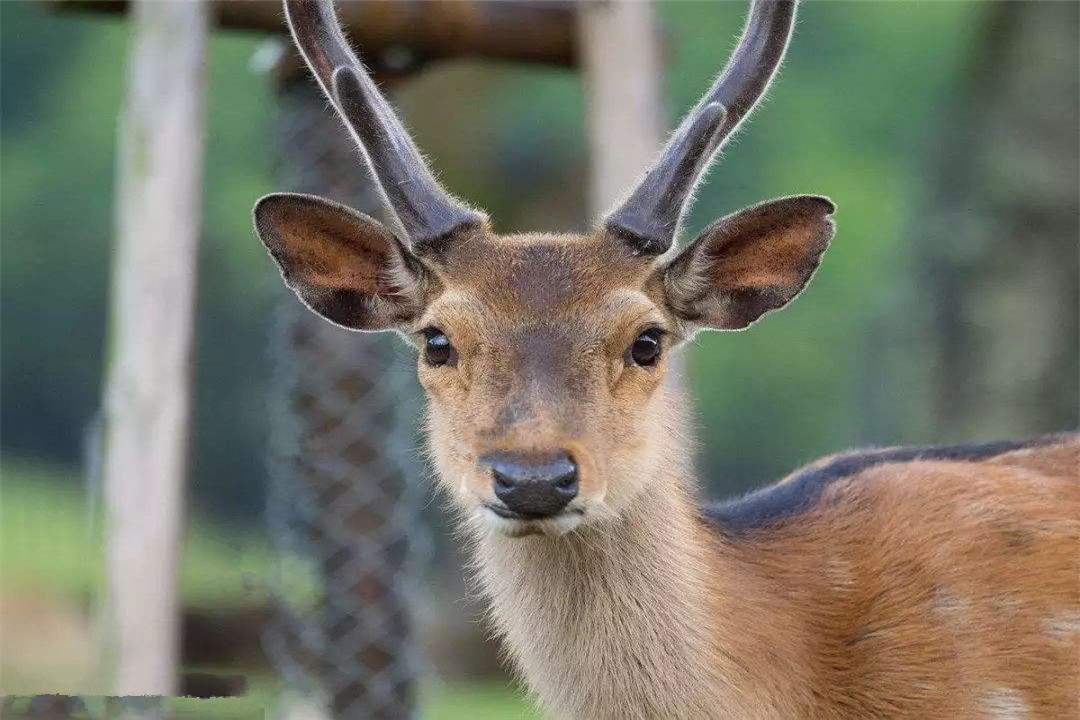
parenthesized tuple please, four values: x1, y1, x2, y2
(256, 0, 834, 536)
(415, 232, 672, 536)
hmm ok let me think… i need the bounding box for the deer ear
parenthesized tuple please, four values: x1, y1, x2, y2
(661, 195, 836, 330)
(253, 193, 426, 331)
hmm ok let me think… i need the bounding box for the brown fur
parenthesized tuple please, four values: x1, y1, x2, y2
(705, 437, 1080, 718)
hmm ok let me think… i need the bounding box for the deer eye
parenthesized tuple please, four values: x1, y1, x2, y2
(629, 329, 663, 367)
(423, 327, 455, 367)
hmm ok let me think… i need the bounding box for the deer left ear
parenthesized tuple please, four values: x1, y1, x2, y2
(660, 195, 836, 330)
(253, 192, 427, 331)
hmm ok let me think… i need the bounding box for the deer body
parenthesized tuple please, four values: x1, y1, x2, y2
(257, 1, 1080, 717)
(477, 429, 1079, 719)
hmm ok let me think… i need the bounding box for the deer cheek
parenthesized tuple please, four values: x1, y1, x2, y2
(418, 361, 468, 400)
(416, 368, 443, 398)
(565, 439, 605, 501)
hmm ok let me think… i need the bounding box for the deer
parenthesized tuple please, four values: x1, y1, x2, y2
(254, 0, 1079, 717)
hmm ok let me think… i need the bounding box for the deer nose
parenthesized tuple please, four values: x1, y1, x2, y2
(481, 451, 579, 518)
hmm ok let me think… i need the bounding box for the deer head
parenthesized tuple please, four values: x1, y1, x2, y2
(255, 0, 835, 537)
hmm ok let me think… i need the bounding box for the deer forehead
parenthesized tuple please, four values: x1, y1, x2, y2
(421, 232, 667, 333)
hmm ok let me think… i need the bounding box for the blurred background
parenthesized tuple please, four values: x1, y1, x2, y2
(2, 0, 1077, 718)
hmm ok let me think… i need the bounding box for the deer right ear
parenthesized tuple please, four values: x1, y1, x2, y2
(660, 195, 836, 331)
(253, 193, 426, 331)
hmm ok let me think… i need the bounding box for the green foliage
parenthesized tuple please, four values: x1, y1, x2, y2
(1, 5, 123, 465)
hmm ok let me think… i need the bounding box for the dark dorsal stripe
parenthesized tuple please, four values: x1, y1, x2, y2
(704, 435, 1070, 535)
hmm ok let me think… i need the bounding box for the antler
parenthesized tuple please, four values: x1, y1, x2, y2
(604, 0, 798, 256)
(284, 0, 484, 250)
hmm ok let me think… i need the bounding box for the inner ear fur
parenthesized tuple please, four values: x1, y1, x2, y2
(661, 195, 836, 330)
(253, 192, 425, 331)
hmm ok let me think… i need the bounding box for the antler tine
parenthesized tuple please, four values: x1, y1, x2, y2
(604, 0, 798, 256)
(283, 0, 484, 250)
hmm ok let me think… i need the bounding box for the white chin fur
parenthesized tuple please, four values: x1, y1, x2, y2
(479, 506, 584, 537)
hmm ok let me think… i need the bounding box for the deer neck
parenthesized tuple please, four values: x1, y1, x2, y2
(471, 469, 737, 719)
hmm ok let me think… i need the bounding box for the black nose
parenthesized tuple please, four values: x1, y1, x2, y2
(481, 451, 579, 518)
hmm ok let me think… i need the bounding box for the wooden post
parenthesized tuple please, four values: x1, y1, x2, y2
(577, 0, 665, 218)
(101, 0, 209, 696)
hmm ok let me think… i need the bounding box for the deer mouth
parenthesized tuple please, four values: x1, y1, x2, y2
(480, 502, 585, 536)
(483, 502, 530, 520)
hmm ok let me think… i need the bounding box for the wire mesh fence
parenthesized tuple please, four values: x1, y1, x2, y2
(263, 72, 429, 720)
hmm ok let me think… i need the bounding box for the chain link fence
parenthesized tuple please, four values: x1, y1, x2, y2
(263, 73, 429, 720)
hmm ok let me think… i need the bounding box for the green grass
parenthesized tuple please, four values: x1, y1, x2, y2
(424, 682, 539, 720)
(1, 695, 266, 720)
(1, 683, 537, 720)
(1, 460, 102, 600)
(1, 459, 274, 608)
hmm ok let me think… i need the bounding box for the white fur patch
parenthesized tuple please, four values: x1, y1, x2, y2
(825, 556, 855, 593)
(980, 688, 1030, 720)
(478, 506, 583, 537)
(931, 585, 970, 618)
(1045, 611, 1080, 641)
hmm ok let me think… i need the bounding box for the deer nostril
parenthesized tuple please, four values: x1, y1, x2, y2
(493, 470, 514, 491)
(481, 450, 579, 518)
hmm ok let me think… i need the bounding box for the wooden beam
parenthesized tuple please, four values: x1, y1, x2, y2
(101, 0, 209, 696)
(53, 0, 577, 68)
